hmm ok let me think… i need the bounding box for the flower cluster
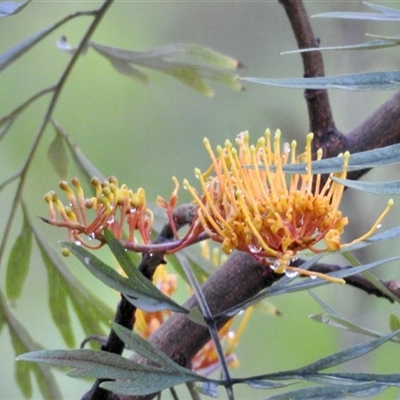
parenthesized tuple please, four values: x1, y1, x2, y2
(44, 176, 153, 249)
(184, 130, 393, 282)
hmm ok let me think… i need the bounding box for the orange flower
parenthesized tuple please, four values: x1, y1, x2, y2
(134, 265, 177, 338)
(134, 262, 248, 375)
(44, 176, 153, 249)
(184, 130, 393, 283)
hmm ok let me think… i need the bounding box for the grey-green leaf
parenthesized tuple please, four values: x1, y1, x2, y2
(62, 237, 188, 314)
(252, 143, 400, 175)
(264, 383, 387, 400)
(17, 348, 203, 396)
(90, 41, 242, 96)
(112, 323, 200, 377)
(101, 374, 200, 396)
(332, 177, 400, 195)
(1, 25, 59, 73)
(17, 349, 157, 379)
(312, 2, 400, 21)
(242, 70, 400, 91)
(6, 212, 32, 300)
(282, 36, 400, 54)
(0, 0, 32, 17)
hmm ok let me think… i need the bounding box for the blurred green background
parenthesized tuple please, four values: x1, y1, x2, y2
(1, 1, 400, 399)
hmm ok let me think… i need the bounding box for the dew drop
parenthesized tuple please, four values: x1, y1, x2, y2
(108, 216, 115, 224)
(271, 261, 280, 271)
(377, 224, 382, 229)
(88, 232, 95, 240)
(84, 257, 90, 264)
(249, 244, 262, 254)
(310, 275, 317, 280)
(285, 270, 299, 278)
(75, 240, 81, 246)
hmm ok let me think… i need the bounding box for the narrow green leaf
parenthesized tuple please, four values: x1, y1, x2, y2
(154, 43, 239, 69)
(17, 347, 203, 396)
(317, 371, 400, 386)
(101, 374, 201, 397)
(17, 349, 157, 379)
(308, 290, 341, 317)
(0, 293, 62, 399)
(62, 238, 188, 314)
(364, 2, 400, 14)
(242, 70, 400, 91)
(90, 42, 239, 70)
(112, 323, 173, 366)
(389, 313, 400, 333)
(90, 41, 242, 96)
(312, 11, 400, 21)
(312, 2, 400, 21)
(1, 25, 58, 73)
(257, 143, 400, 175)
(48, 123, 69, 179)
(282, 37, 400, 54)
(6, 212, 32, 300)
(112, 323, 200, 377)
(244, 379, 289, 389)
(333, 177, 400, 195)
(0, 0, 32, 17)
(32, 221, 113, 345)
(342, 225, 400, 253)
(264, 383, 387, 400)
(38, 243, 75, 348)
